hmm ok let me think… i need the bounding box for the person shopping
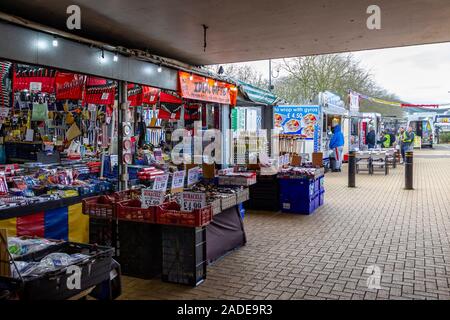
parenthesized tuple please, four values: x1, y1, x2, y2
(366, 127, 376, 149)
(329, 124, 345, 172)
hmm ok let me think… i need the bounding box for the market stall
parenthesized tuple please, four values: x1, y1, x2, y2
(0, 61, 119, 243)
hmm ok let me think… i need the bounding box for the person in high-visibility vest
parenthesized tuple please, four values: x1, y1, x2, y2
(400, 126, 415, 163)
(378, 131, 391, 149)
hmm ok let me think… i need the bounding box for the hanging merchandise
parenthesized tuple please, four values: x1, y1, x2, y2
(184, 103, 201, 121)
(31, 102, 49, 121)
(158, 104, 182, 120)
(13, 67, 56, 94)
(86, 76, 107, 87)
(55, 72, 86, 100)
(142, 86, 160, 105)
(128, 86, 143, 107)
(84, 84, 116, 105)
(1, 61, 12, 108)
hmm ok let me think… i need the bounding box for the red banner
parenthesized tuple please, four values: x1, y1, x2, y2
(142, 86, 160, 104)
(83, 86, 116, 105)
(55, 72, 86, 100)
(13, 74, 55, 93)
(178, 71, 236, 105)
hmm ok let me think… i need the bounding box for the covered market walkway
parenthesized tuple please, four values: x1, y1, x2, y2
(120, 146, 450, 300)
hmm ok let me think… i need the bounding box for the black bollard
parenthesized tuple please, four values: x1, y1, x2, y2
(405, 151, 413, 190)
(348, 150, 356, 188)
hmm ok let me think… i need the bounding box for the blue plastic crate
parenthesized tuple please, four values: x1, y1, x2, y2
(319, 176, 325, 192)
(279, 177, 315, 199)
(319, 191, 325, 207)
(314, 178, 320, 195)
(280, 197, 315, 215)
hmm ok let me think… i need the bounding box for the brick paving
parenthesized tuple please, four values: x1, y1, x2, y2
(119, 146, 450, 300)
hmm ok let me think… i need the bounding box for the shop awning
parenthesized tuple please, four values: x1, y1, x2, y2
(237, 80, 279, 106)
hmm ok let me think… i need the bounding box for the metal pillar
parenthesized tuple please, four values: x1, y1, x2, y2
(348, 150, 356, 188)
(118, 81, 128, 191)
(405, 151, 413, 190)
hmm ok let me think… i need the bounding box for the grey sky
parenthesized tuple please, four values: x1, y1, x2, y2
(225, 42, 450, 105)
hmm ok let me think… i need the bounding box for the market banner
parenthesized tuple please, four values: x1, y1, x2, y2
(142, 86, 160, 104)
(83, 85, 116, 105)
(178, 71, 236, 105)
(13, 73, 56, 93)
(273, 105, 320, 139)
(55, 72, 86, 100)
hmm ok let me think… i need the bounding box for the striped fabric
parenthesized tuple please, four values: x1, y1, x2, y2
(237, 80, 278, 105)
(0, 203, 89, 243)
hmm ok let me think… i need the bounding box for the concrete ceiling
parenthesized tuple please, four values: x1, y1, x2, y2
(1, 0, 450, 65)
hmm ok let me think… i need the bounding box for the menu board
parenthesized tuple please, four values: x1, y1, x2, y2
(273, 105, 320, 139)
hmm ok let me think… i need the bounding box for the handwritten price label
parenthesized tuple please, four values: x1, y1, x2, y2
(187, 167, 200, 186)
(181, 192, 206, 211)
(171, 170, 186, 193)
(152, 174, 169, 191)
(141, 189, 165, 208)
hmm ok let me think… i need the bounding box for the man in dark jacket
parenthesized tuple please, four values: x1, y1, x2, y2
(366, 127, 376, 149)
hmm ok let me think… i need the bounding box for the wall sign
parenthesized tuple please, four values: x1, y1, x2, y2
(178, 71, 236, 105)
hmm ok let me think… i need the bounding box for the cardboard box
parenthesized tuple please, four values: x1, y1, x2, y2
(312, 152, 323, 168)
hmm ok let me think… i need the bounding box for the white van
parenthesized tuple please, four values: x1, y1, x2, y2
(407, 114, 435, 148)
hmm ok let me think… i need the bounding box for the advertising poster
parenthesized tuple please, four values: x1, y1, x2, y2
(273, 105, 320, 140)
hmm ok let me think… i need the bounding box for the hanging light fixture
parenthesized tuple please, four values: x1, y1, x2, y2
(113, 52, 118, 62)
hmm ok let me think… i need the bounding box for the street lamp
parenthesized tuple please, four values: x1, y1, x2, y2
(268, 59, 280, 92)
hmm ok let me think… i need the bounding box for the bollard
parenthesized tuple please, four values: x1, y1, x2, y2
(405, 151, 413, 190)
(348, 150, 356, 188)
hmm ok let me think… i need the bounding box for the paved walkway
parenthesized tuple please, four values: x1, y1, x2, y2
(120, 146, 450, 300)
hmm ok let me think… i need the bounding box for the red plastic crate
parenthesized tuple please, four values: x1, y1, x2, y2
(156, 201, 213, 227)
(82, 189, 142, 219)
(113, 189, 141, 202)
(116, 199, 155, 223)
(82, 195, 116, 219)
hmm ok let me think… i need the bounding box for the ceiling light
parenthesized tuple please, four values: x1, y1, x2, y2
(113, 53, 118, 62)
(157, 65, 162, 73)
(52, 38, 58, 47)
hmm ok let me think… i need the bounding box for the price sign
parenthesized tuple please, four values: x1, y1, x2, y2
(171, 170, 186, 193)
(181, 192, 206, 211)
(101, 92, 110, 100)
(30, 82, 42, 92)
(284, 154, 289, 166)
(152, 173, 169, 191)
(154, 149, 163, 162)
(187, 167, 200, 186)
(279, 155, 284, 167)
(141, 189, 165, 208)
(0, 107, 10, 118)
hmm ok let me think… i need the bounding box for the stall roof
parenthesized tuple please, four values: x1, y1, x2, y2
(236, 80, 279, 106)
(2, 0, 450, 65)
